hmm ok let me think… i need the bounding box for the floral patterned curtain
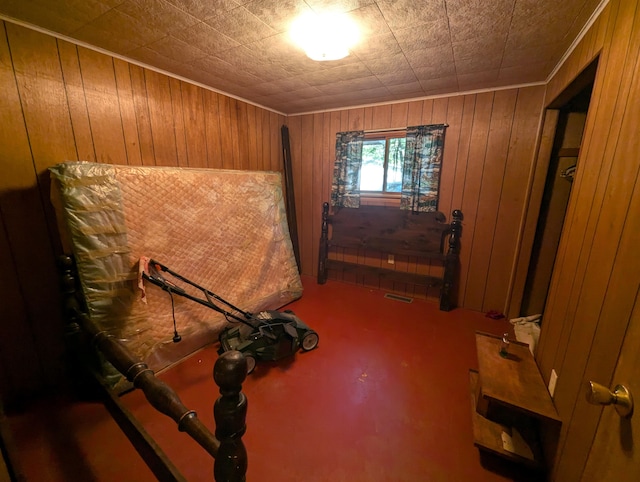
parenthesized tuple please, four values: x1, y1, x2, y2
(400, 124, 447, 212)
(330, 130, 364, 208)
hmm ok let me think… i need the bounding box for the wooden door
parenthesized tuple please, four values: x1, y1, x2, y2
(534, 0, 640, 480)
(582, 291, 640, 481)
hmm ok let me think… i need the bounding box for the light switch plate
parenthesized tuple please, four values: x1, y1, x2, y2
(548, 369, 558, 397)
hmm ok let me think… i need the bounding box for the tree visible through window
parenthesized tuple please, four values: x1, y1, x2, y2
(359, 132, 406, 193)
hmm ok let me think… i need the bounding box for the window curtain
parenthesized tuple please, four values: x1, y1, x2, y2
(400, 124, 447, 212)
(330, 130, 364, 208)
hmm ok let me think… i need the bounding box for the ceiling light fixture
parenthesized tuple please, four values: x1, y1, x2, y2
(290, 12, 360, 61)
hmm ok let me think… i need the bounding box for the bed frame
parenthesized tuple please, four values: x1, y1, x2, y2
(58, 255, 248, 482)
(318, 203, 463, 311)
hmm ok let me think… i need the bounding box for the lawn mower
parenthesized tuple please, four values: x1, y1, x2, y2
(140, 258, 318, 373)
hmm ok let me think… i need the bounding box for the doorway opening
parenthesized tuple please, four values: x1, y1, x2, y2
(520, 60, 598, 316)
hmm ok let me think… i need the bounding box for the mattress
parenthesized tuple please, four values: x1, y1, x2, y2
(50, 162, 302, 371)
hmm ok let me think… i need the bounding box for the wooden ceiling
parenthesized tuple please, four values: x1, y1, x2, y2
(0, 0, 605, 114)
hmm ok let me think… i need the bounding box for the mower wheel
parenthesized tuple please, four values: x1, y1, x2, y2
(301, 331, 319, 351)
(244, 353, 256, 374)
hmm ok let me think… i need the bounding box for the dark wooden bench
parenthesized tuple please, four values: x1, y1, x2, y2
(317, 203, 463, 311)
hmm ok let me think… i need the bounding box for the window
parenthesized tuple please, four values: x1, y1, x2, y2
(331, 124, 446, 211)
(359, 132, 406, 193)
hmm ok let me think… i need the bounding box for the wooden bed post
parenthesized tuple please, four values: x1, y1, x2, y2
(57, 255, 250, 481)
(440, 210, 463, 311)
(213, 351, 248, 481)
(318, 202, 330, 284)
(281, 125, 301, 273)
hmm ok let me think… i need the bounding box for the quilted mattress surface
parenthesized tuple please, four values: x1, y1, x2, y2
(50, 162, 302, 371)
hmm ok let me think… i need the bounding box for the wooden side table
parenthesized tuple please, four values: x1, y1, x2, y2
(470, 331, 561, 469)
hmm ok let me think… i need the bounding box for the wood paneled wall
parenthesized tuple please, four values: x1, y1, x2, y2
(287, 86, 546, 312)
(535, 1, 640, 480)
(0, 21, 285, 406)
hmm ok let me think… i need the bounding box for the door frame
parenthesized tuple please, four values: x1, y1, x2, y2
(507, 59, 599, 320)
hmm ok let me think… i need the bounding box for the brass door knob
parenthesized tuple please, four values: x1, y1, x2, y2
(586, 381, 634, 418)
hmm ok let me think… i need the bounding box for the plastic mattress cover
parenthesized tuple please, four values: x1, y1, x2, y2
(50, 162, 302, 372)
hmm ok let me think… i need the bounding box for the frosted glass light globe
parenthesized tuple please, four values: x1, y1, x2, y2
(290, 12, 360, 61)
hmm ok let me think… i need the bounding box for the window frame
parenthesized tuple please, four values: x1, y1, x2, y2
(359, 129, 407, 202)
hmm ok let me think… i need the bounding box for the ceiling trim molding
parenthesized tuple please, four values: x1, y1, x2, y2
(287, 81, 547, 117)
(0, 14, 287, 117)
(545, 0, 610, 83)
